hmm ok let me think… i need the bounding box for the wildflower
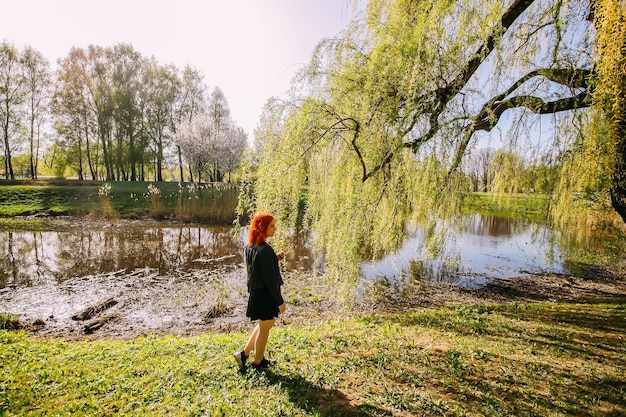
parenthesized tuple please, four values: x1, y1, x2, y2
(98, 184, 111, 197)
(147, 183, 161, 196)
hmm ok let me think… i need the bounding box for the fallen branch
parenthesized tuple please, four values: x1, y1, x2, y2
(193, 255, 236, 263)
(83, 313, 120, 334)
(71, 297, 118, 321)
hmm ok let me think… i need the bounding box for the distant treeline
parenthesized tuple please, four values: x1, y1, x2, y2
(0, 41, 248, 183)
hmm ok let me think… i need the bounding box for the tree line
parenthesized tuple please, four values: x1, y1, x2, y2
(0, 41, 248, 182)
(462, 148, 559, 194)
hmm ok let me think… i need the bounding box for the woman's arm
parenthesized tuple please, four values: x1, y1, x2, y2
(258, 246, 285, 307)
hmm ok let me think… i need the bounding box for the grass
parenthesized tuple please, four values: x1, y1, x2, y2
(460, 192, 550, 220)
(0, 179, 239, 223)
(2, 302, 625, 416)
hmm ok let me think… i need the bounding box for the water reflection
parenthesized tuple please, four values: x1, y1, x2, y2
(464, 213, 523, 236)
(0, 222, 241, 288)
(0, 214, 621, 289)
(361, 213, 621, 288)
(0, 220, 316, 289)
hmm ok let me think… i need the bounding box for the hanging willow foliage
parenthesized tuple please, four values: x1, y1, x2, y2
(250, 0, 623, 286)
(552, 0, 626, 232)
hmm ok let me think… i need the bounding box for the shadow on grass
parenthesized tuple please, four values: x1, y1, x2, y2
(385, 302, 626, 416)
(255, 368, 391, 417)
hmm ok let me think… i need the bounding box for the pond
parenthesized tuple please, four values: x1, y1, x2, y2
(0, 214, 619, 290)
(0, 219, 312, 289)
(362, 214, 611, 289)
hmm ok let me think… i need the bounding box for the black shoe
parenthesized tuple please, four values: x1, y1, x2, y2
(251, 358, 275, 370)
(233, 350, 247, 371)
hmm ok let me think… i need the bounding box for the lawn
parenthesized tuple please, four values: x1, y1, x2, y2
(460, 192, 550, 220)
(1, 302, 624, 416)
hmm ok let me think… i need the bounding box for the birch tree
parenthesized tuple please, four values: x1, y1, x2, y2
(142, 61, 179, 181)
(0, 42, 25, 179)
(21, 46, 50, 180)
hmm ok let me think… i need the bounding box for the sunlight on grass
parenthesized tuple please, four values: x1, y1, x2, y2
(1, 302, 624, 416)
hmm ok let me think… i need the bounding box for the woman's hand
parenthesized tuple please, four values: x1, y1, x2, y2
(278, 303, 286, 314)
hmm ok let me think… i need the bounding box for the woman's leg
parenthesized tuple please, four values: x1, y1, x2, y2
(253, 319, 275, 363)
(243, 324, 260, 356)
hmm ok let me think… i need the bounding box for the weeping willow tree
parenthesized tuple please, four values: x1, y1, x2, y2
(251, 0, 625, 284)
(552, 0, 626, 233)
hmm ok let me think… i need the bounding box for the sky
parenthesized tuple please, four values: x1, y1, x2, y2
(2, 0, 359, 139)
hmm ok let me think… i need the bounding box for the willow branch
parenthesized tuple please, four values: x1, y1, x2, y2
(401, 0, 536, 150)
(438, 0, 535, 103)
(405, 67, 591, 153)
(446, 84, 589, 181)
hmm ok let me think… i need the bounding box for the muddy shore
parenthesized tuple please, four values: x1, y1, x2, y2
(2, 262, 626, 341)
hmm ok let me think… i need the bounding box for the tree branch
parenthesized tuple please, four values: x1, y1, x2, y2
(401, 0, 536, 150)
(474, 91, 589, 132)
(404, 67, 592, 154)
(438, 0, 535, 103)
(473, 68, 592, 132)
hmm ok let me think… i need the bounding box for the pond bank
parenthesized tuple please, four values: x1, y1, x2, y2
(3, 261, 625, 340)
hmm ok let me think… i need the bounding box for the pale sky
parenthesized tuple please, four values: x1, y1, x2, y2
(2, 0, 358, 139)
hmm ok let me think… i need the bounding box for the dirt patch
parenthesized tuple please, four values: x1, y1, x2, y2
(2, 262, 626, 340)
(351, 262, 626, 315)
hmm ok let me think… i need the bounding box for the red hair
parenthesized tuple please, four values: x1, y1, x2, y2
(248, 212, 275, 246)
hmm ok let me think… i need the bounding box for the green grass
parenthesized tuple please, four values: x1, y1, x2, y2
(2, 302, 624, 416)
(460, 192, 550, 220)
(0, 179, 239, 223)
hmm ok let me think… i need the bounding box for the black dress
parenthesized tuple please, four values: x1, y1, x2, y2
(245, 243, 284, 320)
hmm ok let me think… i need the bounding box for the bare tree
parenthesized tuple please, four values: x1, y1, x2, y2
(205, 87, 232, 181)
(463, 147, 495, 192)
(219, 123, 248, 182)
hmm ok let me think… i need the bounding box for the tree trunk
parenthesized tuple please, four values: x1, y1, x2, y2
(157, 140, 163, 182)
(84, 115, 96, 180)
(71, 297, 118, 321)
(29, 114, 36, 179)
(3, 116, 14, 180)
(177, 145, 184, 182)
(610, 115, 626, 222)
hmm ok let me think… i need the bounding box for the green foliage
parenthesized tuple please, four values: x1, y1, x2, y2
(234, 180, 256, 226)
(2, 302, 625, 416)
(0, 313, 20, 330)
(549, 0, 626, 231)
(249, 0, 624, 293)
(255, 99, 424, 284)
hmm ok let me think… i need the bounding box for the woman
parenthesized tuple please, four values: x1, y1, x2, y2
(233, 212, 286, 371)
